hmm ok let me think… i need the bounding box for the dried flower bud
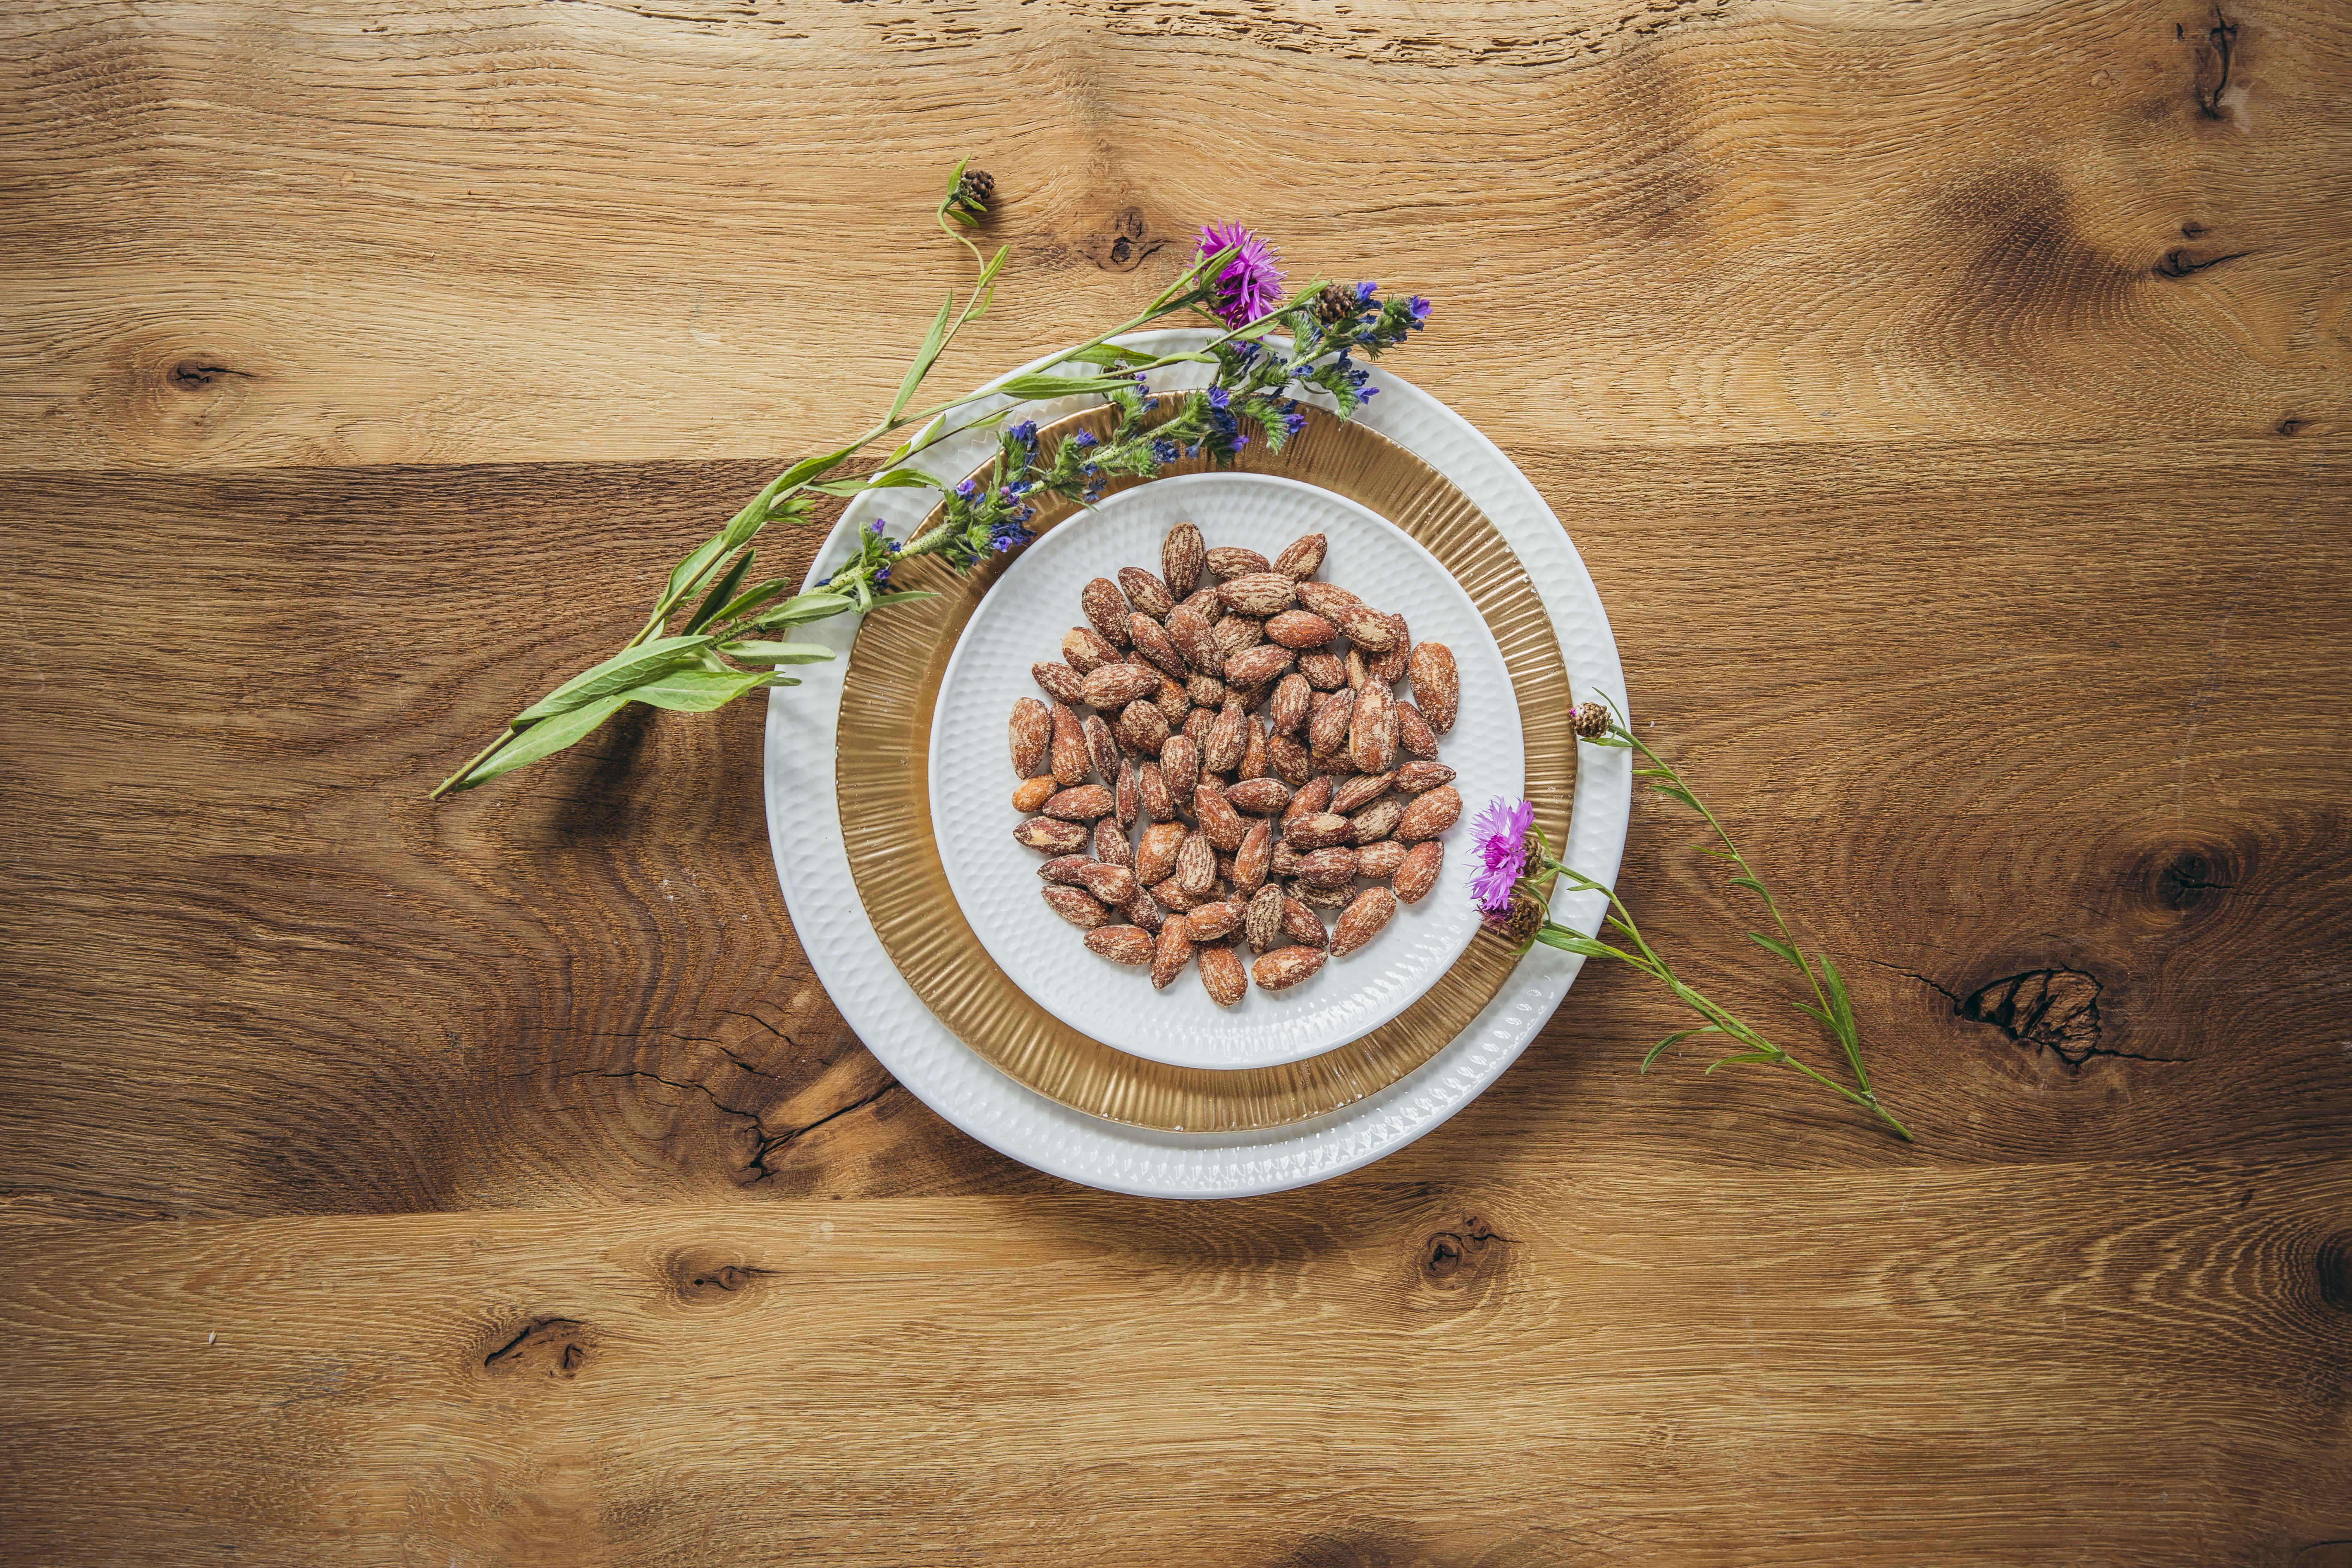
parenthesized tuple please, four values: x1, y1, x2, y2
(1572, 701, 1613, 739)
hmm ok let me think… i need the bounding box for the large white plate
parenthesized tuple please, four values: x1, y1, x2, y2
(929, 471, 1522, 1070)
(763, 328, 1630, 1198)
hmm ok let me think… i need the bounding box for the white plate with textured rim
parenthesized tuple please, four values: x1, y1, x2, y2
(929, 471, 1521, 1071)
(763, 328, 1630, 1198)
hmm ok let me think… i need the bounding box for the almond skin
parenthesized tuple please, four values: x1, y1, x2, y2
(1162, 524, 1207, 599)
(1137, 821, 1186, 885)
(1013, 775, 1057, 813)
(1395, 785, 1462, 842)
(1194, 783, 1248, 852)
(1037, 854, 1091, 885)
(1081, 578, 1132, 648)
(1268, 674, 1313, 738)
(1075, 861, 1138, 905)
(1178, 585, 1223, 621)
(1332, 601, 1398, 653)
(1187, 899, 1245, 943)
(1204, 545, 1271, 582)
(1218, 571, 1298, 618)
(1264, 609, 1337, 649)
(1345, 647, 1371, 692)
(1042, 885, 1109, 928)
(1394, 840, 1445, 904)
(1330, 886, 1397, 957)
(1043, 784, 1115, 821)
(1085, 925, 1154, 965)
(1348, 797, 1404, 845)
(1175, 831, 1216, 897)
(1113, 759, 1139, 828)
(1138, 762, 1175, 822)
(1284, 812, 1353, 851)
(1165, 605, 1224, 677)
(1355, 839, 1409, 879)
(1082, 713, 1121, 781)
(1282, 775, 1335, 828)
(1407, 641, 1459, 732)
(1151, 913, 1194, 988)
(1015, 818, 1090, 854)
(1266, 734, 1314, 787)
(1225, 777, 1291, 816)
(1063, 626, 1119, 674)
(1281, 896, 1330, 947)
(1252, 945, 1328, 992)
(1119, 566, 1176, 620)
(1273, 533, 1327, 581)
(1204, 699, 1250, 774)
(1095, 814, 1135, 867)
(1223, 643, 1294, 690)
(1308, 688, 1355, 755)
(1238, 718, 1269, 781)
(1181, 707, 1216, 750)
(1032, 661, 1088, 706)
(1161, 735, 1200, 807)
(1185, 671, 1226, 708)
(1292, 876, 1354, 909)
(1233, 818, 1273, 894)
(1129, 614, 1189, 680)
(1197, 942, 1248, 1006)
(1331, 771, 1394, 815)
(1348, 679, 1396, 774)
(1246, 883, 1286, 952)
(1298, 651, 1348, 690)
(1294, 846, 1359, 889)
(1082, 662, 1159, 710)
(1211, 613, 1264, 659)
(1115, 700, 1171, 756)
(1010, 697, 1050, 777)
(1150, 667, 1190, 728)
(1392, 760, 1456, 793)
(1395, 701, 1441, 761)
(1295, 580, 1364, 621)
(1269, 840, 1303, 879)
(1152, 876, 1203, 913)
(1368, 614, 1411, 685)
(1125, 886, 1167, 934)
(1050, 703, 1090, 785)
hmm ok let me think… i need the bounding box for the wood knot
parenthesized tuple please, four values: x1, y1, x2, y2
(2136, 838, 2241, 917)
(677, 1261, 774, 1304)
(1087, 207, 1167, 274)
(168, 360, 251, 392)
(2316, 1232, 2352, 1314)
(1418, 1215, 1510, 1291)
(1957, 968, 2104, 1065)
(483, 1318, 590, 1378)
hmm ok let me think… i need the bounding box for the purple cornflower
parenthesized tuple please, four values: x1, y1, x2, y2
(1196, 222, 1284, 330)
(1470, 797, 1536, 914)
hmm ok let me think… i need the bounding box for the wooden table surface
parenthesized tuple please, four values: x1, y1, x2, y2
(6, 1, 2350, 1562)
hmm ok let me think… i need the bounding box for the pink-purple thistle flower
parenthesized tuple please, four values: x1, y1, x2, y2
(1470, 796, 1536, 916)
(1196, 223, 1285, 330)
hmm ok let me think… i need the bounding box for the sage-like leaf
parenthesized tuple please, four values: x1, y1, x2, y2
(685, 550, 755, 634)
(717, 640, 834, 665)
(462, 694, 632, 788)
(709, 578, 790, 625)
(889, 292, 957, 422)
(624, 668, 779, 713)
(993, 374, 1120, 400)
(511, 635, 714, 726)
(748, 592, 856, 630)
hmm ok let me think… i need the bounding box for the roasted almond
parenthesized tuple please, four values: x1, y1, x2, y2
(1309, 747, 1355, 779)
(1395, 785, 1461, 842)
(1266, 733, 1314, 787)
(1223, 643, 1295, 690)
(1112, 758, 1139, 828)
(1269, 839, 1303, 879)
(1218, 571, 1298, 618)
(1115, 700, 1171, 756)
(1197, 942, 1248, 1006)
(1137, 820, 1186, 885)
(1010, 697, 1050, 777)
(1392, 760, 1455, 793)
(1407, 640, 1458, 732)
(1395, 701, 1440, 761)
(1126, 885, 1167, 933)
(1265, 609, 1337, 649)
(1161, 735, 1200, 807)
(1042, 885, 1109, 928)
(1204, 545, 1271, 582)
(1151, 668, 1190, 729)
(1081, 577, 1131, 647)
(1083, 712, 1122, 779)
(1178, 585, 1222, 622)
(1211, 613, 1264, 659)
(1151, 876, 1203, 913)
(1330, 886, 1397, 957)
(1194, 783, 1248, 853)
(1175, 830, 1216, 897)
(1084, 925, 1154, 965)
(1151, 913, 1194, 988)
(1129, 613, 1189, 680)
(1050, 703, 1090, 785)
(1162, 523, 1207, 599)
(1308, 688, 1355, 756)
(1180, 707, 1216, 753)
(1273, 532, 1327, 581)
(1137, 761, 1174, 822)
(1266, 674, 1312, 738)
(1075, 861, 1137, 904)
(1348, 680, 1396, 774)
(1013, 775, 1057, 813)
(1225, 777, 1291, 816)
(1246, 883, 1286, 952)
(1394, 840, 1444, 904)
(1043, 784, 1114, 821)
(1032, 661, 1088, 705)
(1368, 614, 1410, 685)
(1281, 896, 1330, 947)
(1187, 899, 1244, 943)
(1298, 651, 1348, 690)
(1118, 566, 1176, 620)
(1185, 671, 1226, 708)
(1294, 580, 1364, 621)
(1354, 839, 1409, 879)
(1331, 771, 1394, 815)
(1096, 813, 1135, 867)
(1284, 812, 1353, 851)
(1082, 662, 1159, 710)
(1016, 817, 1090, 854)
(1238, 718, 1268, 781)
(1293, 846, 1359, 889)
(1253, 945, 1327, 992)
(1062, 626, 1120, 674)
(1348, 797, 1403, 844)
(1283, 775, 1334, 828)
(1233, 818, 1272, 893)
(1164, 604, 1224, 678)
(1204, 699, 1249, 774)
(1037, 854, 1091, 885)
(1332, 600, 1398, 653)
(1292, 877, 1354, 909)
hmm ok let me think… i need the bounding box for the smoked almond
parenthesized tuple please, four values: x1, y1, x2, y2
(1081, 577, 1131, 647)
(1037, 854, 1091, 885)
(1218, 571, 1298, 618)
(1185, 671, 1225, 708)
(1233, 819, 1272, 894)
(1050, 703, 1090, 785)
(1016, 818, 1090, 854)
(1063, 626, 1119, 674)
(1082, 713, 1121, 780)
(1125, 886, 1167, 934)
(1396, 701, 1440, 761)
(1151, 914, 1194, 988)
(1194, 784, 1248, 852)
(1175, 830, 1216, 897)
(1298, 651, 1348, 690)
(1348, 797, 1403, 844)
(1204, 699, 1250, 774)
(1266, 733, 1313, 787)
(1012, 775, 1057, 813)
(1197, 942, 1248, 1006)
(1392, 760, 1455, 793)
(1225, 777, 1291, 816)
(1246, 884, 1286, 952)
(1085, 925, 1154, 965)
(1223, 643, 1294, 689)
(1211, 613, 1264, 659)
(1354, 839, 1409, 879)
(1281, 896, 1330, 947)
(1268, 674, 1312, 737)
(1042, 885, 1109, 928)
(1010, 697, 1050, 777)
(1407, 641, 1458, 732)
(1283, 775, 1334, 827)
(1138, 761, 1175, 822)
(1395, 785, 1461, 842)
(1162, 524, 1206, 599)
(1294, 846, 1359, 889)
(1294, 580, 1364, 621)
(1165, 604, 1224, 677)
(1187, 899, 1244, 943)
(1096, 814, 1135, 867)
(1043, 784, 1114, 821)
(1348, 679, 1396, 774)
(1118, 566, 1176, 620)
(1032, 661, 1088, 705)
(1114, 758, 1139, 828)
(1253, 945, 1327, 992)
(1204, 545, 1271, 582)
(1330, 886, 1397, 957)
(1333, 600, 1398, 653)
(1273, 532, 1327, 581)
(1130, 614, 1189, 680)
(1115, 700, 1170, 756)
(1075, 861, 1138, 905)
(1161, 735, 1201, 807)
(1368, 614, 1410, 685)
(1284, 812, 1353, 851)
(1394, 840, 1444, 904)
(1308, 688, 1355, 755)
(1082, 662, 1159, 710)
(1331, 771, 1393, 815)
(1137, 821, 1186, 885)
(1265, 609, 1337, 649)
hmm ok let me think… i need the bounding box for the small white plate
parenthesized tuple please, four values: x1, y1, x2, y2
(928, 472, 1523, 1071)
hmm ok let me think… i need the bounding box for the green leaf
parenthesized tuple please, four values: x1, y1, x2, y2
(684, 549, 754, 634)
(1704, 1050, 1779, 1075)
(460, 694, 631, 789)
(763, 447, 860, 513)
(1694, 845, 1738, 859)
(1053, 347, 1132, 369)
(1818, 952, 1856, 1032)
(805, 469, 942, 498)
(867, 589, 940, 610)
(889, 292, 957, 421)
(623, 667, 779, 713)
(709, 578, 789, 625)
(510, 635, 714, 726)
(1583, 734, 1632, 748)
(717, 640, 835, 665)
(1746, 930, 1805, 969)
(1642, 1026, 1722, 1073)
(663, 533, 732, 604)
(748, 591, 856, 629)
(994, 374, 1125, 400)
(1728, 876, 1778, 909)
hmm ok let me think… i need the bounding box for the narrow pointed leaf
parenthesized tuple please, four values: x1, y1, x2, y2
(623, 667, 779, 713)
(1704, 1050, 1779, 1075)
(510, 635, 713, 726)
(1746, 930, 1805, 968)
(710, 578, 789, 625)
(461, 694, 631, 788)
(748, 592, 855, 630)
(663, 534, 733, 603)
(994, 374, 1121, 401)
(717, 640, 835, 666)
(889, 292, 957, 421)
(684, 549, 754, 634)
(1642, 1026, 1722, 1072)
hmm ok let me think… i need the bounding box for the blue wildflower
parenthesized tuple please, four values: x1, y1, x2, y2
(1208, 386, 1230, 410)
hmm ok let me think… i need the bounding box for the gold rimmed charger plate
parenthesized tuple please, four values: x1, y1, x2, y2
(835, 404, 1573, 1133)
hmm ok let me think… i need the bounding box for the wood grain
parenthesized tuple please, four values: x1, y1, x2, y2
(3, 0, 2349, 1559)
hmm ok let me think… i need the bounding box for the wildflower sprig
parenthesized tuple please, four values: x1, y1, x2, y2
(1475, 701, 1913, 1141)
(430, 168, 1435, 798)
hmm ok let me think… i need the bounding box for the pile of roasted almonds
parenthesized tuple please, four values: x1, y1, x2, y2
(1008, 523, 1462, 1007)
